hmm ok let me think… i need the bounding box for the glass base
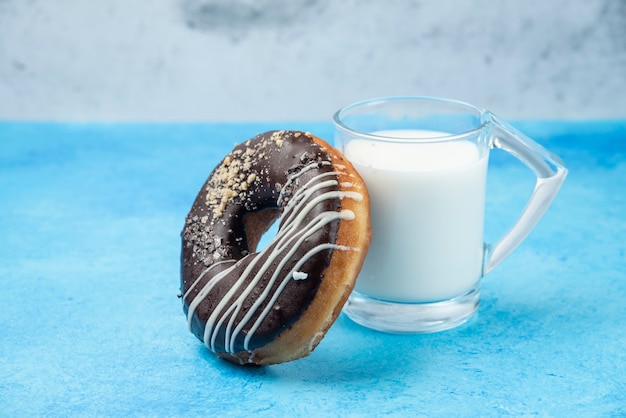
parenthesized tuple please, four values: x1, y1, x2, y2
(342, 285, 480, 333)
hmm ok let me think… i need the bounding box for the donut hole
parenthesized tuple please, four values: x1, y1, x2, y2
(255, 217, 280, 252)
(242, 209, 281, 253)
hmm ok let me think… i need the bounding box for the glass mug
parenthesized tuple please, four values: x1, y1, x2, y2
(333, 96, 567, 333)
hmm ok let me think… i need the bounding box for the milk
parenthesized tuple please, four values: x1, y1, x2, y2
(345, 129, 488, 302)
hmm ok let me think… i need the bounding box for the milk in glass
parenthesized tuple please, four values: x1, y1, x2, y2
(345, 130, 488, 302)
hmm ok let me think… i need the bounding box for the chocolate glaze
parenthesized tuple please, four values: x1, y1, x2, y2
(180, 131, 341, 355)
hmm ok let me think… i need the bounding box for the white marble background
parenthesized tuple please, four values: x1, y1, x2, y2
(1, 0, 625, 121)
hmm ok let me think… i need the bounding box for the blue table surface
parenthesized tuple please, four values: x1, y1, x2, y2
(1, 121, 625, 417)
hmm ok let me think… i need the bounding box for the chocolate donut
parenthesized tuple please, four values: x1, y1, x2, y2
(180, 131, 371, 365)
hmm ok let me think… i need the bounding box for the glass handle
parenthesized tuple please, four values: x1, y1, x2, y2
(483, 114, 568, 275)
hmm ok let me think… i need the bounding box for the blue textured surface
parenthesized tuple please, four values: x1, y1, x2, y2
(1, 121, 625, 416)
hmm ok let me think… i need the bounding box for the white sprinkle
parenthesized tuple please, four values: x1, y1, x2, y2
(292, 271, 308, 281)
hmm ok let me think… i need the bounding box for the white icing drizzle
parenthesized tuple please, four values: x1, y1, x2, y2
(185, 162, 363, 354)
(183, 259, 237, 303)
(277, 160, 332, 206)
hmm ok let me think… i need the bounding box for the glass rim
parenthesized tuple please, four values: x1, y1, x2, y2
(332, 96, 490, 143)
